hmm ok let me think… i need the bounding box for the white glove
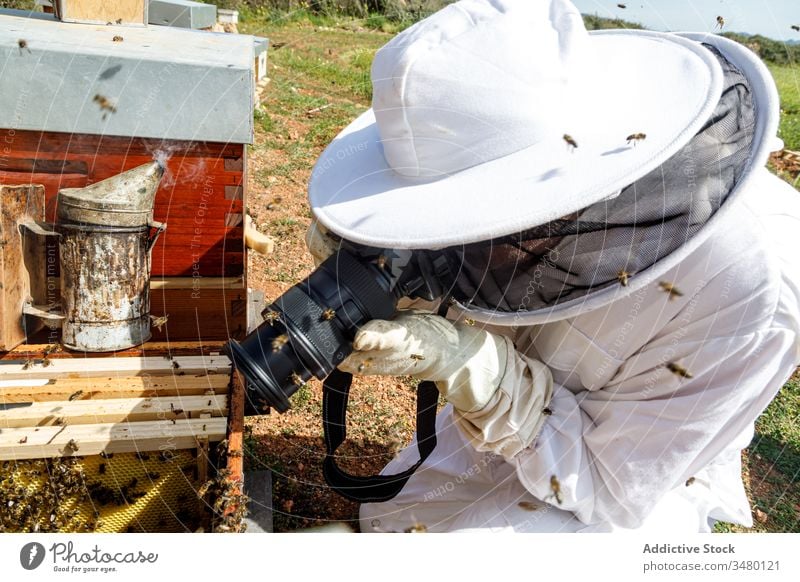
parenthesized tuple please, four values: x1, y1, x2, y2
(340, 312, 554, 460)
(339, 311, 510, 413)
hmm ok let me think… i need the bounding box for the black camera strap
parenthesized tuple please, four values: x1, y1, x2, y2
(322, 369, 439, 503)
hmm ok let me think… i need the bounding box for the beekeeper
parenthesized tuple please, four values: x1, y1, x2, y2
(305, 0, 800, 532)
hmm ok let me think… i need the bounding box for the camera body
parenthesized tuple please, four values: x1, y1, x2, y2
(224, 245, 453, 413)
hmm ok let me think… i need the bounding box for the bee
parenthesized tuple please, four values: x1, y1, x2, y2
(172, 360, 181, 369)
(548, 475, 564, 505)
(409, 354, 425, 362)
(626, 132, 647, 146)
(685, 476, 696, 486)
(18, 436, 28, 444)
(100, 451, 114, 459)
(658, 280, 684, 300)
(115, 18, 123, 25)
(41, 357, 53, 368)
(716, 16, 725, 30)
(99, 463, 106, 475)
(17, 39, 31, 55)
(272, 334, 289, 352)
(68, 390, 83, 402)
(290, 372, 305, 388)
(617, 3, 626, 8)
(542, 407, 553, 416)
(404, 523, 428, 533)
(792, 25, 800, 32)
(376, 255, 388, 270)
(134, 451, 149, 461)
(562, 134, 578, 151)
(112, 35, 124, 42)
(150, 314, 168, 332)
(357, 358, 372, 374)
(266, 196, 282, 210)
(617, 269, 630, 286)
(518, 501, 541, 511)
(463, 318, 476, 326)
(320, 308, 336, 321)
(21, 359, 33, 370)
(63, 439, 79, 454)
(666, 362, 694, 379)
(92, 94, 117, 119)
(262, 309, 281, 325)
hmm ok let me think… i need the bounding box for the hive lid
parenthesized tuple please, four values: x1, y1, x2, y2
(0, 9, 254, 144)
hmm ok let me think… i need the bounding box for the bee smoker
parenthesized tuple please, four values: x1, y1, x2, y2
(23, 162, 166, 352)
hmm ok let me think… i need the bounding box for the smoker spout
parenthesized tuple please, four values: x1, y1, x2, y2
(56, 162, 165, 227)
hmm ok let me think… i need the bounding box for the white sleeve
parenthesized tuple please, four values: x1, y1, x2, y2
(511, 325, 798, 528)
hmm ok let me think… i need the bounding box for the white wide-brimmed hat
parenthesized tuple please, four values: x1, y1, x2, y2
(309, 0, 729, 250)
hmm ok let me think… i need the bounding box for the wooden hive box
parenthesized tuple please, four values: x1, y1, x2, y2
(0, 11, 255, 532)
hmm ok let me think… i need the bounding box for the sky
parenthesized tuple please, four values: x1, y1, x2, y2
(571, 0, 800, 41)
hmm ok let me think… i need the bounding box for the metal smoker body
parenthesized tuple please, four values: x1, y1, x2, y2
(52, 162, 165, 351)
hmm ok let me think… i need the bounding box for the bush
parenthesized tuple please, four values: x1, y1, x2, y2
(0, 1, 36, 10)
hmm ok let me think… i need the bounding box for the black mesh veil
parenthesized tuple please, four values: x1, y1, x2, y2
(439, 45, 755, 315)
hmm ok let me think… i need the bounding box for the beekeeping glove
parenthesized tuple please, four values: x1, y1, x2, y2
(305, 221, 340, 266)
(339, 312, 554, 460)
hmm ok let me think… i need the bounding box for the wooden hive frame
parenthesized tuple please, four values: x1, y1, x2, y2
(0, 342, 247, 532)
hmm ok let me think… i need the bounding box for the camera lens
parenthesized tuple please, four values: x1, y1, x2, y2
(224, 250, 398, 413)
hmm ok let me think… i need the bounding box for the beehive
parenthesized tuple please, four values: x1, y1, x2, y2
(0, 10, 254, 532)
(0, 343, 246, 532)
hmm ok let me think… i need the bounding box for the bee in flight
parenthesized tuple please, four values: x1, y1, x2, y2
(666, 362, 694, 379)
(563, 134, 578, 152)
(626, 132, 646, 146)
(617, 269, 630, 286)
(271, 334, 289, 352)
(716, 16, 725, 30)
(548, 475, 564, 505)
(658, 280, 684, 300)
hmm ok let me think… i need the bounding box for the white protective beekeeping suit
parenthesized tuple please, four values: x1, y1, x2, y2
(305, 0, 800, 532)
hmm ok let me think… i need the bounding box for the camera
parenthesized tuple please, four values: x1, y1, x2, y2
(224, 244, 454, 413)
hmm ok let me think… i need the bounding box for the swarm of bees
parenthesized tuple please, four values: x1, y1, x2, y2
(0, 458, 94, 533)
(197, 465, 249, 533)
(716, 16, 725, 30)
(666, 361, 694, 379)
(658, 280, 684, 300)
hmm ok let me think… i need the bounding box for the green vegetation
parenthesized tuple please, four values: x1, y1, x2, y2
(769, 63, 800, 151)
